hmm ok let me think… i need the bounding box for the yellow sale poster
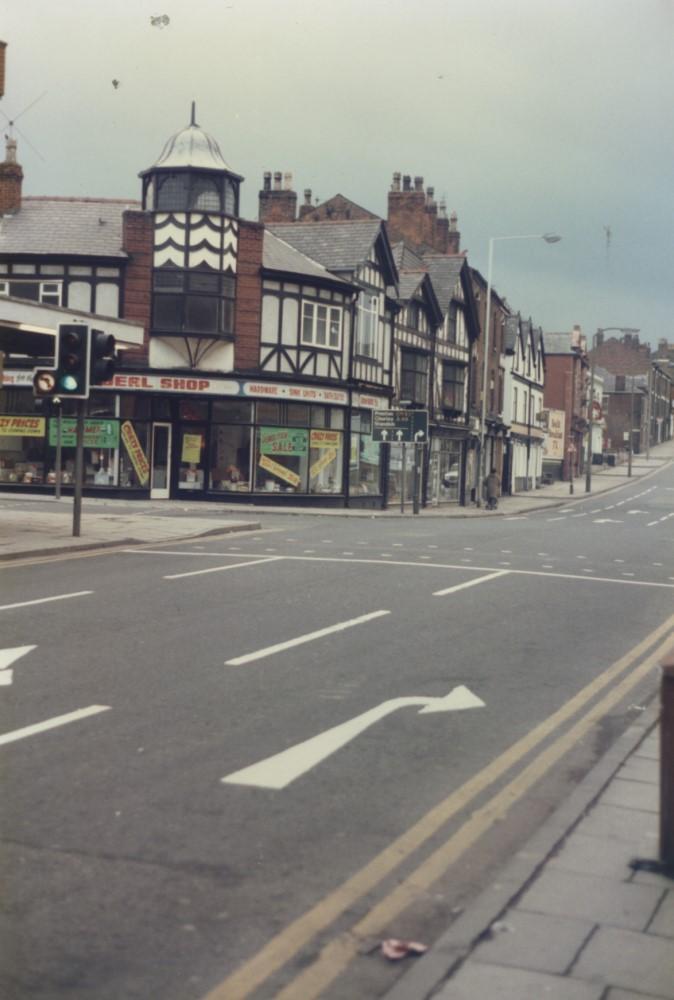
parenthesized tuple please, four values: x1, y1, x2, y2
(259, 453, 301, 487)
(181, 433, 203, 464)
(310, 448, 337, 478)
(121, 421, 150, 486)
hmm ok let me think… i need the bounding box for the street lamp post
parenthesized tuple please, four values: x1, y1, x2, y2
(476, 233, 561, 507)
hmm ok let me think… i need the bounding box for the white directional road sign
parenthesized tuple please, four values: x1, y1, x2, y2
(221, 685, 485, 789)
(372, 409, 428, 443)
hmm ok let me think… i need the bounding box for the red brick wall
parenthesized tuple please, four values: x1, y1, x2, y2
(121, 210, 153, 363)
(0, 162, 22, 214)
(234, 221, 264, 370)
(590, 337, 650, 375)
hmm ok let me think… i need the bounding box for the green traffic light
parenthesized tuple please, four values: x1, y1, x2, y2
(58, 374, 80, 392)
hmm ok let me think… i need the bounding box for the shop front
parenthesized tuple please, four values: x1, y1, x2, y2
(1, 369, 389, 507)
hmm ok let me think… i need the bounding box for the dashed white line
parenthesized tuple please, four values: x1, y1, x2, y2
(0, 591, 93, 612)
(622, 572, 635, 577)
(225, 610, 391, 666)
(165, 556, 282, 581)
(547, 517, 566, 522)
(433, 570, 509, 598)
(0, 706, 111, 747)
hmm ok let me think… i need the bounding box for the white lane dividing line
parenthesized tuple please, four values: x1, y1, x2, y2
(0, 705, 111, 747)
(165, 556, 282, 581)
(433, 570, 509, 598)
(547, 517, 566, 522)
(0, 591, 93, 612)
(225, 610, 391, 667)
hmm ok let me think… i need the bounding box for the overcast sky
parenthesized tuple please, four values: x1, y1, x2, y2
(2, 0, 672, 346)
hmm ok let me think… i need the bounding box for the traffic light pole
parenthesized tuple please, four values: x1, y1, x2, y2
(54, 399, 62, 501)
(72, 400, 85, 537)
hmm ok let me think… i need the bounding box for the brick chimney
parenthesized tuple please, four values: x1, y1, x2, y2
(387, 171, 456, 254)
(447, 209, 461, 254)
(298, 188, 314, 220)
(258, 169, 297, 223)
(0, 136, 23, 215)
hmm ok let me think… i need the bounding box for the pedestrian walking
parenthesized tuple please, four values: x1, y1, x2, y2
(484, 467, 500, 509)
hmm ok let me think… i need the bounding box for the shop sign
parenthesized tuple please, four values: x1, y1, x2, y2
(0, 415, 45, 437)
(310, 429, 341, 449)
(259, 427, 308, 456)
(100, 372, 349, 404)
(352, 393, 389, 410)
(181, 433, 203, 464)
(259, 454, 301, 487)
(243, 382, 348, 404)
(2, 370, 34, 387)
(48, 418, 119, 449)
(121, 421, 150, 486)
(310, 448, 338, 478)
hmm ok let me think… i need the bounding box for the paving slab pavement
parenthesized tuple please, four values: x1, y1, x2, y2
(383, 706, 674, 1000)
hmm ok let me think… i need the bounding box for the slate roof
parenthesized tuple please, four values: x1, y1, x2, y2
(262, 231, 353, 287)
(268, 220, 387, 275)
(396, 270, 426, 303)
(423, 255, 466, 315)
(392, 242, 425, 271)
(0, 197, 139, 258)
(504, 314, 520, 352)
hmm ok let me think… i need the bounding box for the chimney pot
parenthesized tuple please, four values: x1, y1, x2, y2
(283, 171, 293, 191)
(273, 171, 282, 191)
(263, 171, 272, 192)
(414, 176, 424, 192)
(402, 174, 411, 191)
(392, 172, 401, 192)
(304, 188, 312, 205)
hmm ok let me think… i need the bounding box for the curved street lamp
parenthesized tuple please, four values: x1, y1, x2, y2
(476, 233, 562, 507)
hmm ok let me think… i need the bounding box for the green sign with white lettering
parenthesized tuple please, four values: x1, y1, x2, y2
(48, 418, 120, 449)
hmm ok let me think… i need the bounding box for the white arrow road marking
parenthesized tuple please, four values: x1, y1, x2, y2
(0, 645, 36, 686)
(0, 706, 111, 747)
(222, 686, 485, 789)
(0, 591, 93, 612)
(225, 610, 391, 666)
(433, 569, 509, 597)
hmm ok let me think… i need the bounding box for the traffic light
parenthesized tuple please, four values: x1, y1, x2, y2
(89, 329, 116, 386)
(54, 324, 90, 398)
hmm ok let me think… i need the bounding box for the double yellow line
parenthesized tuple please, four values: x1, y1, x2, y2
(204, 612, 674, 1000)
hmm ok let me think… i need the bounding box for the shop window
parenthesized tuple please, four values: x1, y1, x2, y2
(210, 424, 251, 492)
(309, 429, 342, 494)
(257, 401, 282, 424)
(349, 409, 379, 497)
(121, 395, 151, 419)
(152, 398, 172, 420)
(179, 400, 208, 421)
(286, 403, 310, 426)
(311, 406, 327, 428)
(255, 426, 308, 493)
(0, 415, 47, 485)
(212, 400, 252, 424)
(178, 426, 206, 491)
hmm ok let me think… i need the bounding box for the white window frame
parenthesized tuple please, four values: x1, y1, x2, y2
(0, 278, 63, 306)
(355, 290, 379, 358)
(301, 300, 342, 350)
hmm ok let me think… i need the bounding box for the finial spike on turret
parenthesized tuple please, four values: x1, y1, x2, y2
(190, 101, 197, 126)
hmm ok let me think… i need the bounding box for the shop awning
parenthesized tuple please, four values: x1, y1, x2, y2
(0, 296, 145, 358)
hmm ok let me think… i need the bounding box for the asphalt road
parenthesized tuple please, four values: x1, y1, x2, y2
(1, 465, 673, 1000)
